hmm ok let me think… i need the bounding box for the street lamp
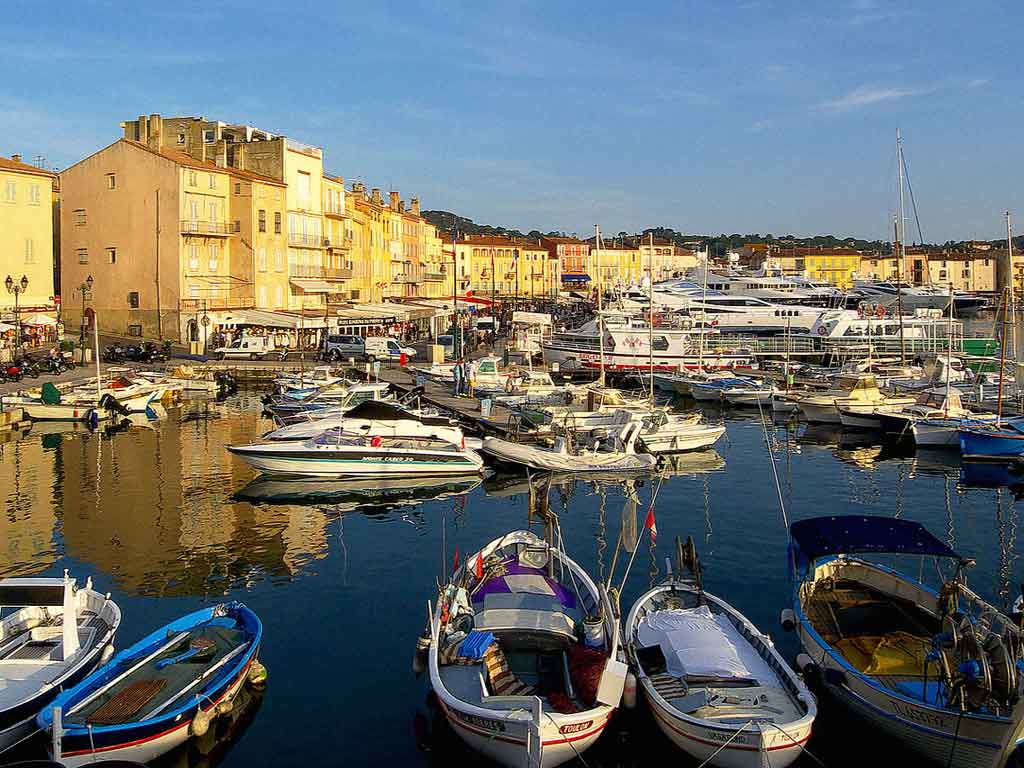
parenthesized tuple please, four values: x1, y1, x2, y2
(79, 274, 94, 346)
(5, 274, 29, 351)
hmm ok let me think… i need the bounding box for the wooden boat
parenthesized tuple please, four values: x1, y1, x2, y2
(427, 530, 625, 768)
(626, 540, 815, 767)
(39, 602, 263, 767)
(959, 420, 1024, 459)
(0, 574, 121, 754)
(786, 515, 1024, 768)
(482, 420, 658, 473)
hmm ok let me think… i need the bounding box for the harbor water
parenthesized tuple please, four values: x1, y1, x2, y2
(0, 393, 1020, 767)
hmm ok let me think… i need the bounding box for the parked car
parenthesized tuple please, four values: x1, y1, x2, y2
(322, 334, 366, 362)
(213, 336, 275, 360)
(472, 316, 500, 333)
(364, 336, 415, 362)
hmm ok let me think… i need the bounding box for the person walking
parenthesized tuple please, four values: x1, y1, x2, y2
(453, 358, 464, 397)
(467, 358, 478, 398)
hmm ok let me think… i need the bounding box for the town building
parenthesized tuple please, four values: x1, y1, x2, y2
(542, 236, 590, 289)
(457, 235, 554, 303)
(0, 154, 58, 334)
(590, 241, 643, 288)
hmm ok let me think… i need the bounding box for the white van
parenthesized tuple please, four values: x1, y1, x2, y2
(213, 336, 275, 360)
(364, 336, 416, 361)
(473, 316, 500, 333)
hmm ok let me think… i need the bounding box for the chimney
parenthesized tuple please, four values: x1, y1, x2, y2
(389, 190, 400, 210)
(351, 181, 365, 194)
(10, 153, 21, 164)
(148, 114, 162, 149)
(410, 197, 420, 215)
(371, 187, 382, 205)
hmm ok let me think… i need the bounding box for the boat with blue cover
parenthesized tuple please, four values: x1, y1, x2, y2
(960, 420, 1024, 459)
(38, 602, 263, 767)
(785, 515, 1024, 768)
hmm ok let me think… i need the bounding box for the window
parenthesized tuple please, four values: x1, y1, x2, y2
(24, 238, 35, 264)
(296, 171, 311, 205)
(188, 171, 197, 186)
(257, 247, 267, 271)
(105, 174, 116, 190)
(234, 183, 241, 194)
(274, 249, 283, 271)
(203, 129, 215, 144)
(208, 243, 219, 272)
(233, 220, 241, 233)
(128, 291, 139, 308)
(274, 211, 281, 234)
(128, 324, 143, 337)
(29, 184, 40, 203)
(77, 248, 88, 264)
(188, 243, 200, 271)
(106, 247, 116, 264)
(258, 286, 268, 307)
(177, 132, 186, 145)
(208, 174, 216, 189)
(5, 181, 16, 201)
(258, 209, 266, 232)
(274, 285, 284, 307)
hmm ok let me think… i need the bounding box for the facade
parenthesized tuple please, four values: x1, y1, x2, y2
(590, 243, 643, 288)
(458, 235, 554, 302)
(0, 155, 58, 324)
(542, 236, 590, 289)
(859, 247, 998, 293)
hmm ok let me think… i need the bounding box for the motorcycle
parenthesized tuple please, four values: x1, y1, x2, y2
(103, 344, 126, 363)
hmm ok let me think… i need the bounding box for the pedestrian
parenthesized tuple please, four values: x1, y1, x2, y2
(453, 358, 464, 396)
(467, 358, 478, 397)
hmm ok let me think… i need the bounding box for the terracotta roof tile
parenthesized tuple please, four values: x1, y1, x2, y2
(122, 139, 285, 187)
(0, 155, 56, 179)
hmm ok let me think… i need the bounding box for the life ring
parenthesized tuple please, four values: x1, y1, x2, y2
(816, 326, 827, 336)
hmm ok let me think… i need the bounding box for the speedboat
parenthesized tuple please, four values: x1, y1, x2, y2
(798, 373, 914, 424)
(786, 515, 1024, 768)
(39, 602, 263, 767)
(874, 387, 996, 447)
(482, 420, 658, 473)
(264, 381, 393, 420)
(0, 573, 121, 754)
(228, 422, 485, 478)
(262, 399, 457, 441)
(626, 539, 815, 768)
(720, 382, 777, 407)
(425, 530, 625, 768)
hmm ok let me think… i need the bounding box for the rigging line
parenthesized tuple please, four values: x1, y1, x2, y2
(755, 394, 790, 532)
(695, 719, 758, 768)
(901, 147, 926, 245)
(765, 722, 826, 767)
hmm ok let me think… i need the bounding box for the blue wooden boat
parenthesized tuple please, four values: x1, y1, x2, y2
(959, 419, 1024, 458)
(37, 602, 263, 768)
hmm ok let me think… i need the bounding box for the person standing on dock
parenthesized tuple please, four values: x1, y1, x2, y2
(467, 358, 478, 397)
(453, 358, 464, 397)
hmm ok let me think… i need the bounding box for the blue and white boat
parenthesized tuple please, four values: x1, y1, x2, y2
(960, 420, 1024, 459)
(38, 602, 263, 768)
(786, 515, 1024, 768)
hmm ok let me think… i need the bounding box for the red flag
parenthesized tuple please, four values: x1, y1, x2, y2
(644, 507, 658, 543)
(453, 547, 459, 571)
(475, 551, 484, 580)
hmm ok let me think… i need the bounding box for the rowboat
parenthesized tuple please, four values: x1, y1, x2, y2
(426, 530, 625, 768)
(0, 573, 121, 754)
(625, 539, 815, 767)
(786, 515, 1024, 768)
(39, 602, 263, 767)
(959, 420, 1024, 459)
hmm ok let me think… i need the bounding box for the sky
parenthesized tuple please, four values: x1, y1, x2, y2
(2, 0, 1020, 243)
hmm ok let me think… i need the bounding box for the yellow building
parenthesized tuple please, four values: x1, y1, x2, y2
(761, 248, 861, 288)
(591, 243, 644, 288)
(321, 174, 355, 302)
(1, 155, 58, 329)
(421, 224, 446, 299)
(459, 235, 552, 301)
(231, 170, 288, 311)
(349, 184, 389, 303)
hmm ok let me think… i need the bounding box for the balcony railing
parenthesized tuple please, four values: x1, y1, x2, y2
(288, 232, 327, 247)
(180, 296, 254, 311)
(290, 265, 353, 280)
(424, 270, 445, 281)
(180, 219, 231, 236)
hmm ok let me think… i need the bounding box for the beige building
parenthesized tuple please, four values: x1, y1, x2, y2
(1, 155, 58, 328)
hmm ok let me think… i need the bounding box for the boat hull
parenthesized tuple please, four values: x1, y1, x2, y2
(959, 428, 1024, 458)
(228, 445, 484, 478)
(482, 437, 657, 472)
(640, 425, 725, 453)
(798, 401, 841, 424)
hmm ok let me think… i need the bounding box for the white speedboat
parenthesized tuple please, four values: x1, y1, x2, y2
(263, 399, 456, 441)
(482, 421, 658, 473)
(874, 387, 997, 447)
(798, 374, 914, 424)
(0, 573, 121, 753)
(721, 383, 777, 407)
(787, 515, 1024, 767)
(426, 530, 625, 768)
(626, 539, 815, 768)
(228, 422, 484, 478)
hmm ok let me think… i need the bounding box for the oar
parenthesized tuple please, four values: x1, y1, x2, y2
(156, 636, 217, 670)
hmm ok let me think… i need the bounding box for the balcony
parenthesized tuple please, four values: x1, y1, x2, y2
(290, 265, 353, 280)
(180, 296, 254, 311)
(424, 270, 445, 281)
(326, 239, 351, 252)
(288, 232, 328, 248)
(180, 220, 231, 236)
(391, 274, 417, 283)
(324, 206, 349, 220)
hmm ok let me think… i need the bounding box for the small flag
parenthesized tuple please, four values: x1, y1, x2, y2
(475, 551, 484, 579)
(453, 547, 459, 571)
(644, 507, 658, 543)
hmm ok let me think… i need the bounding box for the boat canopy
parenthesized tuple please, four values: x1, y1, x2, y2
(790, 515, 966, 563)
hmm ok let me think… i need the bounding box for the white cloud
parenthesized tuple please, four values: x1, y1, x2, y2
(818, 85, 928, 112)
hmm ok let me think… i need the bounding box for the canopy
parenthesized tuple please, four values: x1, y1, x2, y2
(21, 313, 57, 326)
(790, 515, 965, 563)
(561, 274, 591, 283)
(0, 322, 14, 332)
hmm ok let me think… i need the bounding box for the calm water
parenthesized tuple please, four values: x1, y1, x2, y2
(0, 394, 1020, 767)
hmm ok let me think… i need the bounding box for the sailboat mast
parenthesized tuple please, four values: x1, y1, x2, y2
(945, 284, 953, 416)
(595, 224, 605, 386)
(1008, 211, 1017, 401)
(895, 129, 907, 364)
(997, 286, 1010, 425)
(648, 232, 655, 402)
(698, 247, 708, 371)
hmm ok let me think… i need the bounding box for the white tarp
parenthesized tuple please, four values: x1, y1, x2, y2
(636, 605, 776, 684)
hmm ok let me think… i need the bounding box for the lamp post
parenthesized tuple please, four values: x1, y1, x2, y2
(490, 248, 496, 319)
(78, 274, 94, 346)
(5, 274, 29, 352)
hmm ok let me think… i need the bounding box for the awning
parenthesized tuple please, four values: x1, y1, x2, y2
(790, 515, 965, 563)
(290, 279, 333, 294)
(21, 313, 58, 326)
(217, 309, 327, 329)
(561, 274, 591, 283)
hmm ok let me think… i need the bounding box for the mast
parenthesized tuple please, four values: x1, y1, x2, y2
(648, 232, 655, 404)
(595, 225, 606, 387)
(698, 246, 708, 371)
(997, 286, 1010, 425)
(895, 129, 907, 365)
(1008, 211, 1017, 399)
(944, 284, 953, 416)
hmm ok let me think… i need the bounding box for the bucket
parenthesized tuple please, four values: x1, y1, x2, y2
(583, 615, 604, 649)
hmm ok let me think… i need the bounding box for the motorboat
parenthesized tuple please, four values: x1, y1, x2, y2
(689, 377, 754, 403)
(482, 420, 658, 473)
(426, 530, 625, 768)
(850, 280, 987, 315)
(1, 382, 155, 423)
(837, 402, 912, 431)
(0, 573, 121, 754)
(720, 382, 777, 407)
(798, 374, 914, 424)
(262, 399, 457, 442)
(626, 539, 815, 768)
(544, 409, 721, 455)
(264, 381, 393, 421)
(152, 365, 236, 395)
(490, 370, 575, 409)
(228, 422, 485, 478)
(40, 602, 263, 767)
(874, 387, 996, 447)
(786, 515, 1024, 767)
(272, 366, 346, 397)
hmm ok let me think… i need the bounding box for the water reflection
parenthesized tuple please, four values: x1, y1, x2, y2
(233, 475, 482, 510)
(152, 684, 264, 768)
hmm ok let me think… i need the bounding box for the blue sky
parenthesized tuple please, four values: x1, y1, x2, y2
(2, 0, 1019, 242)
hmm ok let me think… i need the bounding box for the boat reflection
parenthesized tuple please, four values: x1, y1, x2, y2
(151, 683, 264, 768)
(960, 458, 1024, 495)
(232, 474, 483, 510)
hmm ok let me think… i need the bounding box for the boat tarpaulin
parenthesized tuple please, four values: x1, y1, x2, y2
(789, 515, 965, 563)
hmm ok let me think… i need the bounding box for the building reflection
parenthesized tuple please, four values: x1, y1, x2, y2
(0, 431, 59, 576)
